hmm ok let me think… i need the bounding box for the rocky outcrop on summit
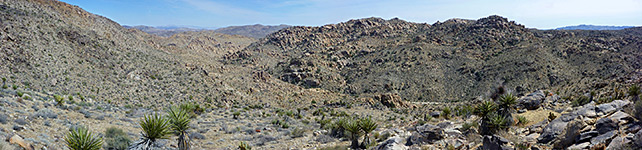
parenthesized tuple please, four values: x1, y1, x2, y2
(227, 15, 642, 102)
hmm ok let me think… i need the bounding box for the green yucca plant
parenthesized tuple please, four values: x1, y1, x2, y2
(140, 113, 171, 141)
(516, 115, 529, 126)
(474, 101, 497, 118)
(359, 117, 378, 148)
(167, 106, 192, 150)
(497, 93, 517, 110)
(487, 113, 508, 133)
(344, 119, 362, 149)
(64, 127, 103, 150)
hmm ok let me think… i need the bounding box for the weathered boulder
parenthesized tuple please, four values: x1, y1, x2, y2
(518, 90, 545, 110)
(634, 129, 642, 148)
(578, 131, 598, 143)
(553, 118, 585, 149)
(567, 142, 590, 150)
(595, 118, 618, 134)
(606, 135, 631, 150)
(590, 130, 617, 145)
(595, 100, 630, 116)
(376, 136, 408, 150)
(607, 111, 634, 124)
(408, 124, 444, 145)
(537, 110, 580, 144)
(9, 134, 33, 150)
(375, 93, 410, 108)
(481, 135, 512, 150)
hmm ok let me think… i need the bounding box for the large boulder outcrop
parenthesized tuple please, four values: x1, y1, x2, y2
(518, 90, 545, 110)
(408, 124, 444, 145)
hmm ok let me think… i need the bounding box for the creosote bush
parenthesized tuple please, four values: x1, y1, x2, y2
(65, 126, 103, 150)
(104, 127, 131, 150)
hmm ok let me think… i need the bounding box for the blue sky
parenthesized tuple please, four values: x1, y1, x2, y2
(58, 0, 642, 29)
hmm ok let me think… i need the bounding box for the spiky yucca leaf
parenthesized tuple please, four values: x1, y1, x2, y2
(359, 117, 377, 134)
(498, 93, 517, 109)
(140, 113, 171, 141)
(474, 101, 497, 118)
(65, 127, 103, 150)
(167, 106, 191, 134)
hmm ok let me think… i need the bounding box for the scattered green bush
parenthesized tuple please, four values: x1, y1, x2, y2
(54, 95, 64, 106)
(65, 126, 103, 150)
(516, 115, 529, 126)
(461, 122, 477, 133)
(290, 127, 308, 138)
(487, 113, 508, 134)
(232, 111, 241, 119)
(12, 85, 17, 90)
(180, 103, 204, 117)
(571, 96, 591, 107)
(629, 85, 641, 101)
(441, 106, 452, 119)
(16, 91, 24, 97)
(104, 127, 131, 150)
(239, 141, 251, 150)
(1, 84, 7, 89)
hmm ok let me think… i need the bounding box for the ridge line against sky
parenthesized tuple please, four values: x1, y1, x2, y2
(58, 0, 642, 29)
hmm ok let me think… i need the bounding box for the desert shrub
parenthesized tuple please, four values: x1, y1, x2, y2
(239, 141, 252, 150)
(104, 127, 131, 150)
(16, 91, 23, 97)
(318, 119, 332, 129)
(290, 127, 308, 138)
(516, 115, 529, 126)
(571, 96, 591, 107)
(630, 85, 641, 101)
(12, 84, 17, 90)
(455, 105, 474, 117)
(487, 113, 508, 134)
(461, 122, 477, 133)
(180, 103, 204, 117)
(232, 111, 241, 119)
(54, 95, 64, 106)
(441, 106, 452, 119)
(1, 84, 7, 89)
(65, 126, 103, 150)
(329, 118, 348, 138)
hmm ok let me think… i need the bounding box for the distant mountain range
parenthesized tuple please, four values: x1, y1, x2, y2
(555, 24, 635, 30)
(124, 24, 290, 38)
(214, 24, 290, 38)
